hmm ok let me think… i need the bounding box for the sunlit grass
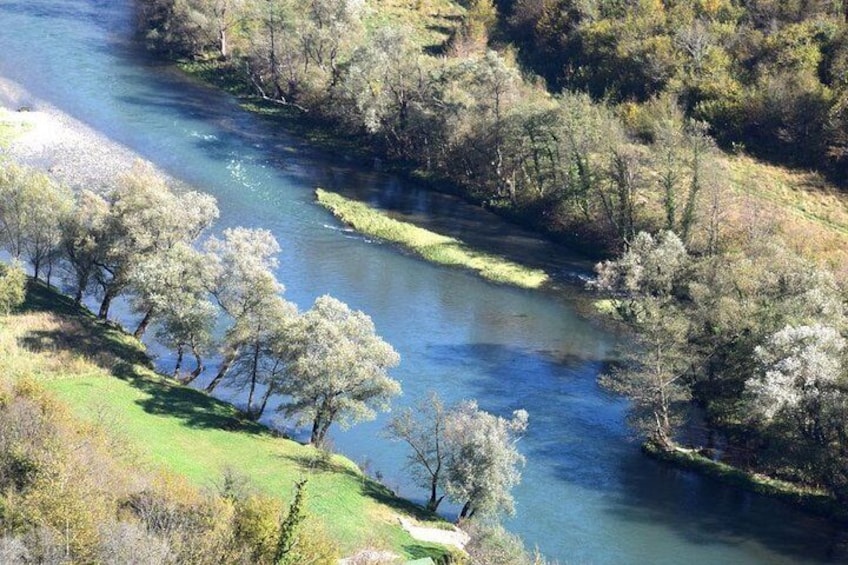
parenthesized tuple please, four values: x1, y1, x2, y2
(362, 0, 463, 51)
(316, 188, 550, 289)
(719, 154, 848, 276)
(2, 281, 454, 561)
(0, 108, 31, 150)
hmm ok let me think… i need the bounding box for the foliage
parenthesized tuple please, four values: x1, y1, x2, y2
(0, 262, 26, 316)
(0, 164, 73, 282)
(386, 392, 529, 519)
(463, 518, 551, 565)
(280, 295, 401, 446)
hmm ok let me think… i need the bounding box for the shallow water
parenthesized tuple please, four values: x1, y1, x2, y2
(0, 1, 845, 562)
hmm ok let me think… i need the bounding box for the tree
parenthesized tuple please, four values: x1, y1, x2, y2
(62, 189, 110, 306)
(386, 393, 528, 518)
(747, 323, 846, 428)
(203, 227, 284, 393)
(71, 162, 217, 320)
(745, 324, 848, 498)
(0, 166, 73, 283)
(124, 182, 218, 338)
(132, 243, 218, 382)
(443, 401, 528, 519)
(385, 392, 449, 512)
(280, 295, 401, 446)
(594, 231, 694, 447)
(225, 294, 298, 419)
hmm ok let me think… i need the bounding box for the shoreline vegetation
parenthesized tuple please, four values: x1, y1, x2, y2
(5, 279, 459, 563)
(315, 188, 550, 289)
(0, 85, 469, 563)
(642, 442, 846, 524)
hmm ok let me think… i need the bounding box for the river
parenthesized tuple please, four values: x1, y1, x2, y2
(0, 1, 845, 563)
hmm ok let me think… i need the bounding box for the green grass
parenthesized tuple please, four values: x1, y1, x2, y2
(6, 281, 455, 562)
(361, 0, 463, 51)
(316, 188, 550, 289)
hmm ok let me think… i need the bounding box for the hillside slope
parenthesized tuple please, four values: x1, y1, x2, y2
(2, 281, 453, 562)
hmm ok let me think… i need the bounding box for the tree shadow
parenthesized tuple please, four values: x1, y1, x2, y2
(19, 281, 267, 436)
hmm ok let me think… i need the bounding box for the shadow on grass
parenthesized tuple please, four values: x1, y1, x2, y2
(18, 282, 457, 560)
(19, 280, 266, 436)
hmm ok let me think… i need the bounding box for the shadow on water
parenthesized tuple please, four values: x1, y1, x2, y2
(428, 341, 848, 563)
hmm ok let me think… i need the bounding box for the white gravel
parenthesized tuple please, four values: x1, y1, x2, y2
(0, 77, 176, 192)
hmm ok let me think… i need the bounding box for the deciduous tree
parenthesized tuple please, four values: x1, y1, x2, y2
(281, 295, 401, 446)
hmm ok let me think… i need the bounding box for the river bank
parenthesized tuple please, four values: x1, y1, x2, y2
(0, 78, 182, 191)
(0, 76, 466, 563)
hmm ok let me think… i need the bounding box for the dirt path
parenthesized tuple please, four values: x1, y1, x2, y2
(398, 517, 469, 551)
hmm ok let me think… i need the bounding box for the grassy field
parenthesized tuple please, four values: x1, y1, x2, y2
(719, 154, 848, 276)
(316, 188, 550, 289)
(362, 0, 463, 51)
(2, 281, 454, 562)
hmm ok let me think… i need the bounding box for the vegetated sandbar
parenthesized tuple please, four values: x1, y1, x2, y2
(315, 188, 550, 289)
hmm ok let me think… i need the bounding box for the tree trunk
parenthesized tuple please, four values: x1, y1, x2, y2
(247, 340, 261, 414)
(189, 344, 204, 381)
(133, 307, 154, 340)
(254, 386, 274, 421)
(205, 347, 237, 393)
(426, 484, 444, 512)
(98, 287, 116, 320)
(172, 345, 184, 379)
(458, 501, 474, 520)
(310, 415, 323, 445)
(219, 27, 228, 59)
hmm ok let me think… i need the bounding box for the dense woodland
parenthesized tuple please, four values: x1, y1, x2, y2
(135, 0, 848, 515)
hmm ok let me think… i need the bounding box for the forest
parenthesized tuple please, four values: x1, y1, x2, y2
(136, 0, 848, 518)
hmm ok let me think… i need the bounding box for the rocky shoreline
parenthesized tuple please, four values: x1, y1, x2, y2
(0, 77, 176, 192)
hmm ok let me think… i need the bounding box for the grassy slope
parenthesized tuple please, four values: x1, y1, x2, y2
(316, 188, 550, 289)
(721, 154, 848, 275)
(5, 282, 452, 561)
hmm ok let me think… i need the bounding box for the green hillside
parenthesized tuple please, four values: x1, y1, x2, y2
(2, 281, 453, 562)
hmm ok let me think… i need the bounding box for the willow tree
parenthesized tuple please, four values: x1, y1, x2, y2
(0, 165, 73, 282)
(204, 227, 284, 393)
(386, 393, 528, 518)
(67, 162, 218, 321)
(594, 231, 694, 448)
(281, 295, 400, 446)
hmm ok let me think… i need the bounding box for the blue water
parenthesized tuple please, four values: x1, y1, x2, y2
(0, 1, 845, 562)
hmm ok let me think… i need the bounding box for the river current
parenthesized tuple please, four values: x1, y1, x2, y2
(0, 1, 844, 562)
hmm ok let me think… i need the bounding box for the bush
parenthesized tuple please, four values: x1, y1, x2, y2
(0, 262, 25, 316)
